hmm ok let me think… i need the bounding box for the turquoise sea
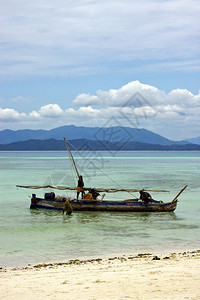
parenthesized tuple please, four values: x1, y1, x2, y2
(0, 151, 200, 268)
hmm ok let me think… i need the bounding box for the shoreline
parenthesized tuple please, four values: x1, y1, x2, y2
(1, 250, 200, 299)
(2, 246, 200, 271)
(1, 248, 200, 272)
(2, 249, 200, 272)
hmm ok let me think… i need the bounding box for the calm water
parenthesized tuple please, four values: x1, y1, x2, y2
(0, 151, 200, 268)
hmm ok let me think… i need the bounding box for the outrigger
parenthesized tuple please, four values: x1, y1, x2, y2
(17, 138, 187, 213)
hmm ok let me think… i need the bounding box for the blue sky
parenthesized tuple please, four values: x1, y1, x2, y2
(0, 0, 199, 140)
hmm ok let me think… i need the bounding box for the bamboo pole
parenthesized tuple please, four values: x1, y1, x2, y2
(16, 185, 169, 193)
(171, 185, 187, 203)
(63, 137, 79, 179)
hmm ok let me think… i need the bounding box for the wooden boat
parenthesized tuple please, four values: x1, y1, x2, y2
(27, 194, 180, 212)
(17, 138, 187, 213)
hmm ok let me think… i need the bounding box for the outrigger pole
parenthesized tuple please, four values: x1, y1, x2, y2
(171, 185, 187, 203)
(63, 137, 79, 179)
(16, 185, 169, 193)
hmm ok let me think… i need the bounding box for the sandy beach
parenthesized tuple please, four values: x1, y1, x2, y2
(1, 250, 200, 300)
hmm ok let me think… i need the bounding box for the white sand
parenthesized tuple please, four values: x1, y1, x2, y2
(1, 250, 200, 300)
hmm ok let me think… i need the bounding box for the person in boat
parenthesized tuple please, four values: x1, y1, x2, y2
(90, 188, 99, 199)
(139, 190, 152, 204)
(83, 188, 105, 202)
(90, 188, 105, 201)
(77, 175, 85, 200)
(83, 190, 93, 200)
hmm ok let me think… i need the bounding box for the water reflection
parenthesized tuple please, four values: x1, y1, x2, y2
(29, 208, 178, 224)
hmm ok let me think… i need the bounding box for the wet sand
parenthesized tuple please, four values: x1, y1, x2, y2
(1, 250, 200, 300)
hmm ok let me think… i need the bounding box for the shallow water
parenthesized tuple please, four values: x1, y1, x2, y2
(0, 151, 200, 268)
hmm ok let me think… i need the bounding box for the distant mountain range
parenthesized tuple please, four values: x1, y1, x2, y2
(183, 136, 200, 145)
(0, 124, 199, 144)
(0, 138, 200, 151)
(0, 125, 199, 151)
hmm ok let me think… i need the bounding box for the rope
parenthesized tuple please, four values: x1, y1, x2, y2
(66, 139, 138, 199)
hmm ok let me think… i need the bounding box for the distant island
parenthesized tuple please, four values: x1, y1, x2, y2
(0, 138, 200, 151)
(0, 125, 199, 151)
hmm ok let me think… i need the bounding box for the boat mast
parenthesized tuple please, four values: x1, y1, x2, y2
(63, 137, 80, 179)
(64, 138, 138, 199)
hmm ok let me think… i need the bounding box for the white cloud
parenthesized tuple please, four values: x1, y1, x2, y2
(11, 96, 30, 103)
(38, 104, 64, 117)
(29, 110, 40, 119)
(168, 89, 200, 107)
(0, 0, 199, 77)
(0, 108, 26, 122)
(0, 81, 199, 139)
(73, 81, 200, 109)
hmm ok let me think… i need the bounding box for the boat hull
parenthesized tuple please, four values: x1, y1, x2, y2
(31, 198, 178, 212)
